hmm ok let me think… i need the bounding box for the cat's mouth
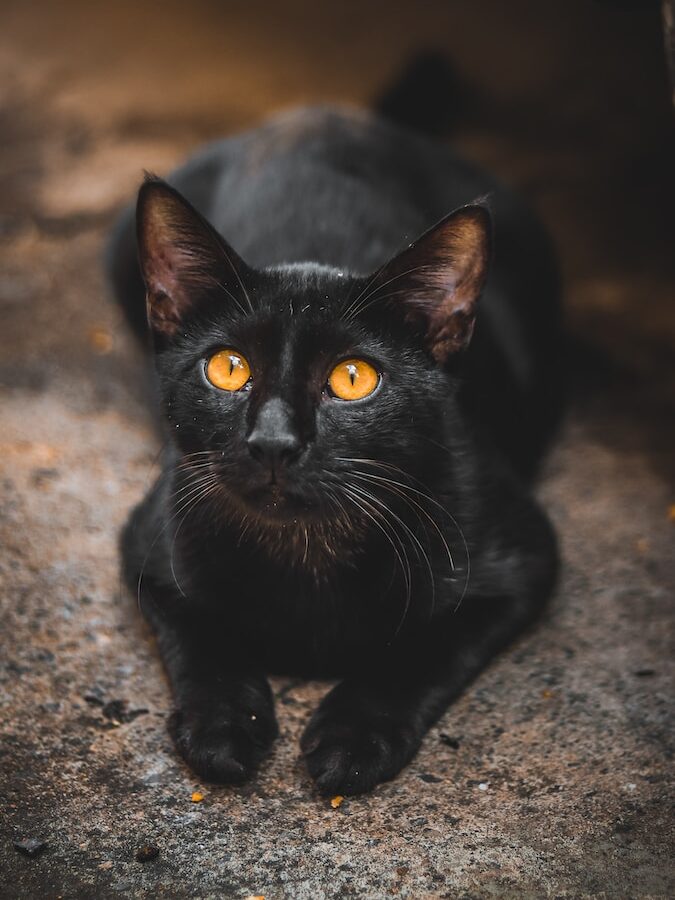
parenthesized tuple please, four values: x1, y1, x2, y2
(238, 480, 318, 522)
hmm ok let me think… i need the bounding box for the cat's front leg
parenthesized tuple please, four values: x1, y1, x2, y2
(300, 675, 426, 795)
(147, 603, 279, 784)
(168, 670, 278, 785)
(301, 592, 545, 795)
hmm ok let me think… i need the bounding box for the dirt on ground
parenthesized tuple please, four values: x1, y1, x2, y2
(1, 1, 674, 897)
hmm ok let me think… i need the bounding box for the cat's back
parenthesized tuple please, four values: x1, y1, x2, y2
(165, 105, 503, 272)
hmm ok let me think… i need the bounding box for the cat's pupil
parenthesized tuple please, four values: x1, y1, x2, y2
(347, 364, 357, 385)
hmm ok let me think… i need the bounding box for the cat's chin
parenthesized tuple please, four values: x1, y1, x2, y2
(237, 483, 319, 525)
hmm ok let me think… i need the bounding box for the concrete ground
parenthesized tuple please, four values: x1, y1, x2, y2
(1, 1, 673, 897)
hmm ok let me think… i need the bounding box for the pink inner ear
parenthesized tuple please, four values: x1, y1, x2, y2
(138, 189, 207, 335)
(142, 205, 189, 292)
(427, 305, 477, 362)
(392, 208, 491, 362)
(143, 245, 193, 336)
(137, 180, 252, 338)
(146, 252, 175, 296)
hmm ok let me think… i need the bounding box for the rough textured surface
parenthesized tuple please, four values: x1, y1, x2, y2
(1, 1, 674, 897)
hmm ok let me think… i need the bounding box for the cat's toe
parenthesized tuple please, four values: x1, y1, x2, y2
(301, 713, 419, 795)
(169, 706, 277, 784)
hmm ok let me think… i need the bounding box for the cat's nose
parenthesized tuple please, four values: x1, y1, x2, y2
(247, 397, 303, 469)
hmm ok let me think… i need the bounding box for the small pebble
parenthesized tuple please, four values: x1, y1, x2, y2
(13, 838, 48, 858)
(478, 782, 489, 791)
(191, 792, 204, 803)
(83, 692, 105, 707)
(88, 327, 113, 354)
(101, 699, 148, 725)
(135, 844, 160, 863)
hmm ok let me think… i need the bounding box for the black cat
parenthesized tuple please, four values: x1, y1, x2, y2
(107, 99, 561, 795)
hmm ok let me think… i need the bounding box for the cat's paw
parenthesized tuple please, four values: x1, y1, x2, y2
(300, 693, 421, 795)
(169, 701, 278, 784)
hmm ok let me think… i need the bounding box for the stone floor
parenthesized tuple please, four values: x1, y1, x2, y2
(0, 1, 673, 897)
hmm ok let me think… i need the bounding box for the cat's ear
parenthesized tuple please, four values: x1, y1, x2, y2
(367, 203, 491, 363)
(136, 177, 249, 338)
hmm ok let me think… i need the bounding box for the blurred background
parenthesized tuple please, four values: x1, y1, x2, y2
(1, 2, 674, 897)
(2, 0, 674, 359)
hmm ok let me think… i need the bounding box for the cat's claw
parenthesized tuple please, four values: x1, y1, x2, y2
(301, 704, 420, 795)
(169, 705, 278, 784)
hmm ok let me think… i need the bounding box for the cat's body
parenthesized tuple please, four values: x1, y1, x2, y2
(109, 103, 561, 794)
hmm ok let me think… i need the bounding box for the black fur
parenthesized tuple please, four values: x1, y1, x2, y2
(108, 101, 561, 795)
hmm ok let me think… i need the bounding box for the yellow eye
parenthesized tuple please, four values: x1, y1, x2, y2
(206, 349, 251, 391)
(328, 358, 379, 401)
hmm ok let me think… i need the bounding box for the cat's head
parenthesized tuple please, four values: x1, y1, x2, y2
(136, 178, 490, 543)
